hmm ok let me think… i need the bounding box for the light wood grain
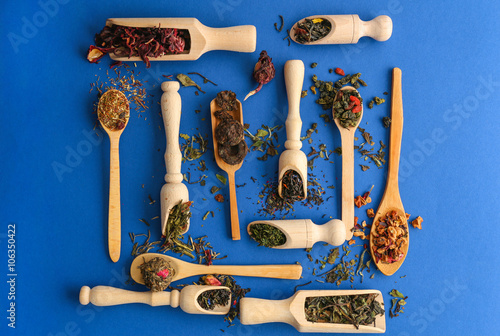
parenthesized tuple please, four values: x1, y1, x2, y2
(240, 289, 385, 333)
(79, 285, 230, 315)
(160, 81, 190, 236)
(130, 254, 302, 284)
(210, 99, 244, 240)
(247, 219, 345, 249)
(369, 67, 409, 276)
(98, 89, 129, 263)
(290, 15, 392, 45)
(278, 60, 308, 199)
(333, 86, 363, 240)
(106, 18, 256, 61)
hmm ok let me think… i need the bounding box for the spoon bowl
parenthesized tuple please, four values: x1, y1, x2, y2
(97, 89, 130, 263)
(333, 86, 363, 240)
(79, 284, 231, 315)
(369, 68, 409, 276)
(290, 15, 392, 45)
(130, 253, 302, 285)
(210, 97, 245, 240)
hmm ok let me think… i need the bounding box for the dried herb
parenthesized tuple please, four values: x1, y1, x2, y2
(301, 90, 308, 98)
(300, 123, 318, 141)
(97, 89, 130, 131)
(244, 124, 282, 161)
(216, 174, 227, 185)
(249, 223, 287, 247)
(389, 289, 408, 318)
(160, 201, 193, 257)
(90, 25, 189, 68)
(293, 18, 332, 44)
(197, 288, 231, 311)
(360, 164, 370, 171)
(311, 62, 318, 68)
(411, 216, 423, 229)
(215, 194, 224, 202)
(371, 210, 408, 264)
(180, 133, 208, 162)
(382, 116, 392, 128)
(139, 257, 175, 292)
(211, 186, 221, 194)
(177, 74, 205, 93)
(368, 96, 386, 109)
(274, 15, 284, 32)
(244, 51, 276, 101)
(280, 170, 305, 201)
(187, 72, 217, 86)
(333, 90, 363, 129)
(304, 294, 384, 328)
(313, 72, 367, 111)
(327, 248, 339, 264)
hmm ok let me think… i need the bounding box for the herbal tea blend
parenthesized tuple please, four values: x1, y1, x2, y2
(304, 293, 384, 329)
(280, 169, 305, 201)
(293, 18, 332, 44)
(333, 90, 363, 129)
(197, 288, 231, 311)
(244, 50, 276, 101)
(249, 223, 287, 247)
(97, 89, 130, 131)
(139, 257, 175, 292)
(88, 24, 189, 67)
(371, 210, 408, 263)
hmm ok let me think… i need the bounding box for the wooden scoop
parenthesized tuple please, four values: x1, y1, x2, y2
(79, 285, 231, 315)
(333, 87, 363, 240)
(240, 289, 385, 333)
(106, 18, 256, 61)
(98, 89, 130, 263)
(369, 68, 409, 276)
(290, 15, 392, 45)
(130, 253, 302, 284)
(160, 81, 190, 236)
(278, 60, 308, 199)
(247, 219, 346, 249)
(210, 98, 244, 240)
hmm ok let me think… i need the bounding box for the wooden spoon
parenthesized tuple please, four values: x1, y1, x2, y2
(333, 87, 363, 240)
(130, 253, 302, 284)
(106, 18, 256, 61)
(79, 285, 231, 315)
(278, 60, 308, 199)
(290, 15, 392, 45)
(247, 219, 345, 249)
(240, 289, 385, 333)
(210, 98, 244, 240)
(160, 81, 190, 236)
(369, 68, 409, 276)
(97, 89, 130, 263)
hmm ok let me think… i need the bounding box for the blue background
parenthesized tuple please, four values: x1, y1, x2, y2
(1, 0, 499, 335)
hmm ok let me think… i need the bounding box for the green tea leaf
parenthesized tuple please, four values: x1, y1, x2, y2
(180, 134, 190, 140)
(389, 289, 405, 298)
(216, 174, 227, 185)
(255, 129, 269, 138)
(177, 74, 204, 93)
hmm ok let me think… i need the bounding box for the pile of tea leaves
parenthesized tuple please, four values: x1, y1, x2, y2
(180, 133, 208, 162)
(249, 223, 287, 247)
(244, 124, 282, 161)
(197, 288, 231, 311)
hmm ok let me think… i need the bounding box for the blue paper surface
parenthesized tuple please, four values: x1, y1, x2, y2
(1, 0, 499, 335)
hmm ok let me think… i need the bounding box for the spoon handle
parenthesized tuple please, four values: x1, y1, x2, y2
(284, 60, 304, 150)
(162, 81, 183, 184)
(228, 171, 241, 240)
(79, 286, 179, 307)
(387, 68, 403, 195)
(108, 136, 121, 262)
(188, 264, 302, 280)
(340, 129, 356, 240)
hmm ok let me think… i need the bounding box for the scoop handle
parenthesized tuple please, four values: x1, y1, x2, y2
(186, 264, 302, 280)
(356, 15, 393, 42)
(79, 286, 180, 307)
(203, 25, 256, 53)
(284, 60, 304, 150)
(161, 81, 183, 184)
(108, 135, 121, 263)
(240, 297, 295, 326)
(386, 68, 403, 194)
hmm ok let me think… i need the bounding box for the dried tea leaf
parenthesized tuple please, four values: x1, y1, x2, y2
(216, 174, 227, 185)
(177, 74, 204, 93)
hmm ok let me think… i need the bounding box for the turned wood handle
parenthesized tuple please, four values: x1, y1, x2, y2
(355, 15, 393, 42)
(161, 81, 183, 184)
(79, 286, 180, 307)
(240, 297, 295, 326)
(108, 136, 121, 262)
(193, 264, 302, 280)
(203, 25, 256, 53)
(284, 60, 304, 151)
(340, 130, 355, 240)
(228, 172, 241, 240)
(387, 68, 403, 194)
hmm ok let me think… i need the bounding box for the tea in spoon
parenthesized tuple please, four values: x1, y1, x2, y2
(97, 89, 130, 262)
(333, 87, 363, 240)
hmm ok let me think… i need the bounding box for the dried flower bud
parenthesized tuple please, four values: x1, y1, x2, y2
(244, 50, 275, 101)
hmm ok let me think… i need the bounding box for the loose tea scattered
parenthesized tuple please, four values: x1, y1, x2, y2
(89, 25, 189, 68)
(389, 289, 408, 318)
(280, 169, 305, 201)
(244, 124, 282, 161)
(244, 51, 275, 101)
(368, 96, 386, 109)
(139, 257, 175, 292)
(304, 293, 384, 328)
(333, 90, 363, 129)
(293, 18, 332, 44)
(382, 116, 392, 128)
(249, 223, 287, 247)
(97, 89, 130, 131)
(411, 216, 423, 229)
(197, 288, 231, 311)
(371, 210, 408, 263)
